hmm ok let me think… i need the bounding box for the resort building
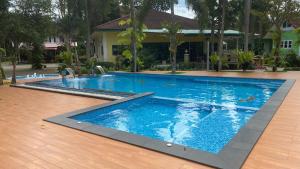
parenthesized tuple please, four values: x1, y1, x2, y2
(92, 10, 242, 67)
(43, 36, 65, 63)
(43, 36, 77, 63)
(264, 19, 300, 57)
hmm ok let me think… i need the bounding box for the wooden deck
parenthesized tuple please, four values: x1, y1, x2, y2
(0, 71, 300, 169)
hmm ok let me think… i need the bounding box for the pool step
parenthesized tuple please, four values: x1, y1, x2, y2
(11, 83, 130, 100)
(152, 96, 259, 111)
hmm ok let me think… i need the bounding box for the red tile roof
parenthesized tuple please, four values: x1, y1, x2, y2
(96, 9, 199, 30)
(290, 18, 300, 28)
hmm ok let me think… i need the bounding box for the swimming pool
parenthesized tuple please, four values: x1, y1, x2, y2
(40, 73, 283, 110)
(42, 73, 292, 168)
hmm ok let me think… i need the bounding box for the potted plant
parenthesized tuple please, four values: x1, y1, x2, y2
(236, 50, 254, 72)
(265, 56, 286, 72)
(210, 53, 219, 71)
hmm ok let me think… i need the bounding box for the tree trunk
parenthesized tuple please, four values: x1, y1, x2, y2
(210, 20, 216, 54)
(11, 44, 19, 84)
(0, 56, 4, 85)
(130, 0, 137, 72)
(273, 26, 282, 72)
(75, 46, 81, 76)
(64, 34, 71, 52)
(85, 0, 91, 58)
(11, 57, 16, 84)
(0, 68, 3, 85)
(170, 0, 176, 73)
(217, 0, 226, 72)
(244, 0, 251, 51)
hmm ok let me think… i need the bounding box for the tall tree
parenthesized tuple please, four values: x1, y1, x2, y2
(244, 0, 252, 51)
(85, 0, 120, 58)
(169, 0, 176, 73)
(267, 0, 300, 71)
(0, 48, 5, 85)
(120, 0, 173, 72)
(217, 0, 227, 71)
(3, 0, 53, 84)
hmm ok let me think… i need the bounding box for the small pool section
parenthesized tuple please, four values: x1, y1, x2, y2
(71, 96, 257, 153)
(41, 73, 285, 154)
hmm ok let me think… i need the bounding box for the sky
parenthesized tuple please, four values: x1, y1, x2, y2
(168, 0, 196, 19)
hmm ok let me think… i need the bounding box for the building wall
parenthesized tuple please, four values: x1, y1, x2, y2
(280, 30, 300, 56)
(98, 31, 206, 63)
(264, 29, 300, 57)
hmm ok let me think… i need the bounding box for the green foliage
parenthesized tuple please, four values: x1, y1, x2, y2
(117, 19, 147, 49)
(265, 55, 287, 68)
(117, 19, 147, 71)
(210, 53, 219, 71)
(162, 20, 182, 73)
(31, 45, 44, 69)
(57, 63, 67, 74)
(209, 53, 228, 71)
(59, 51, 73, 67)
(31, 55, 43, 69)
(139, 47, 160, 69)
(0, 48, 5, 56)
(236, 50, 254, 71)
(286, 50, 300, 67)
(79, 67, 88, 74)
(115, 55, 130, 70)
(162, 22, 183, 53)
(0, 47, 5, 81)
(178, 62, 203, 70)
(221, 56, 229, 69)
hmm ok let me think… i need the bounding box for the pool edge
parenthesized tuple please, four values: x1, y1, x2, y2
(43, 79, 295, 169)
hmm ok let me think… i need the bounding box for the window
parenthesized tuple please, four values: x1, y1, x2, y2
(288, 40, 292, 48)
(53, 37, 56, 43)
(282, 21, 292, 28)
(112, 45, 126, 55)
(281, 40, 293, 49)
(48, 37, 51, 42)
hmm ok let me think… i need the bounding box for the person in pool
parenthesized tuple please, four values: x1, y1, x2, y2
(239, 96, 256, 102)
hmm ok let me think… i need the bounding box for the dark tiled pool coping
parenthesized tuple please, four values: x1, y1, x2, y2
(44, 79, 295, 169)
(11, 82, 135, 100)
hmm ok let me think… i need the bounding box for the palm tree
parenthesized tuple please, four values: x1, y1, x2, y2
(267, 0, 300, 71)
(0, 48, 5, 85)
(244, 0, 252, 51)
(130, 0, 138, 72)
(217, 0, 226, 71)
(124, 0, 172, 72)
(170, 0, 176, 73)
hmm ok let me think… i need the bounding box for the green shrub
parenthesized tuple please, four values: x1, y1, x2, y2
(178, 62, 203, 70)
(31, 55, 43, 69)
(265, 55, 287, 68)
(79, 67, 88, 74)
(236, 50, 254, 71)
(59, 51, 73, 66)
(286, 50, 300, 67)
(151, 65, 171, 71)
(57, 63, 67, 74)
(210, 53, 219, 71)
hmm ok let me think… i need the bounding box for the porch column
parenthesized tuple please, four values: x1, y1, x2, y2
(236, 38, 239, 50)
(206, 40, 210, 71)
(102, 33, 108, 62)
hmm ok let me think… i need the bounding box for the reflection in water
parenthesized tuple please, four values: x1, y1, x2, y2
(157, 102, 201, 144)
(110, 109, 129, 132)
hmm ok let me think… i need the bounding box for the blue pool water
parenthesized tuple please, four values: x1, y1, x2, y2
(41, 73, 284, 153)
